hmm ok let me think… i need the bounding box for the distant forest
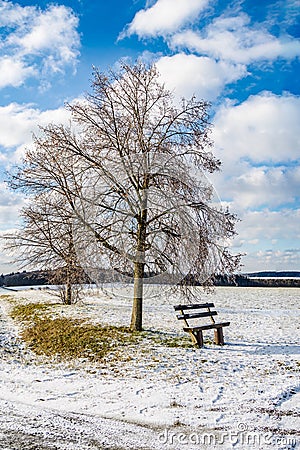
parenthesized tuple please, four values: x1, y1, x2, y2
(214, 273, 300, 288)
(1, 270, 300, 288)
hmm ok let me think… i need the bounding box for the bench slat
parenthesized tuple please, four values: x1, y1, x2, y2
(183, 322, 230, 332)
(174, 303, 214, 311)
(176, 311, 218, 320)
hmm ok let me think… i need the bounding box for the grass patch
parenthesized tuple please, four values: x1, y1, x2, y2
(21, 317, 139, 361)
(0, 294, 15, 302)
(10, 302, 140, 361)
(10, 303, 50, 323)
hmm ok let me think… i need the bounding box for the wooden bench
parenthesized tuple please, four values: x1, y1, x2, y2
(174, 303, 230, 348)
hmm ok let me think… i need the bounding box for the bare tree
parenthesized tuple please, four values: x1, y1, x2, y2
(4, 190, 85, 304)
(5, 129, 90, 304)
(6, 63, 241, 329)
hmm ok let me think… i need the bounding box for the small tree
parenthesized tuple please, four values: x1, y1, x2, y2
(4, 191, 84, 304)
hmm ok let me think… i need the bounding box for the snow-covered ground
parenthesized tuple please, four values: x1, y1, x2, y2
(0, 286, 299, 449)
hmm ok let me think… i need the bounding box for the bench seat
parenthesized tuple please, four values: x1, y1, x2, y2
(183, 322, 230, 332)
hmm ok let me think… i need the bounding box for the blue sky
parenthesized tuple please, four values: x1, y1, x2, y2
(0, 0, 299, 274)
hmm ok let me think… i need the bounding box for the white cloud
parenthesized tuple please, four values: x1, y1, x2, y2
(0, 2, 80, 88)
(122, 1, 300, 115)
(237, 209, 300, 242)
(208, 92, 300, 253)
(0, 225, 21, 274)
(226, 165, 300, 209)
(0, 103, 70, 150)
(0, 0, 34, 27)
(121, 0, 210, 38)
(156, 53, 247, 100)
(231, 209, 300, 271)
(171, 13, 300, 64)
(212, 92, 300, 164)
(244, 248, 300, 272)
(266, 0, 300, 31)
(0, 56, 36, 88)
(0, 182, 24, 229)
(9, 5, 80, 68)
(207, 94, 300, 222)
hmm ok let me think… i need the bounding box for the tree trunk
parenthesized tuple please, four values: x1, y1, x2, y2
(130, 186, 148, 331)
(65, 280, 72, 305)
(65, 267, 72, 305)
(65, 239, 75, 305)
(130, 260, 144, 331)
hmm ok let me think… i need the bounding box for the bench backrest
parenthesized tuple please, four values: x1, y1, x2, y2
(174, 303, 217, 327)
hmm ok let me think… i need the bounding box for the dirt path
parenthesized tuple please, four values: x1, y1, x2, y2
(0, 301, 30, 364)
(0, 397, 164, 450)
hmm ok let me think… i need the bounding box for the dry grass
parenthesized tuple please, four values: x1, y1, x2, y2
(10, 302, 139, 360)
(8, 301, 193, 362)
(10, 303, 50, 322)
(21, 318, 139, 361)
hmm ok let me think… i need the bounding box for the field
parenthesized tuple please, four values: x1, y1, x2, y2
(0, 286, 299, 449)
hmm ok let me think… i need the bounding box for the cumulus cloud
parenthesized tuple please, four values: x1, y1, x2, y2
(0, 56, 36, 88)
(228, 165, 300, 209)
(237, 209, 300, 242)
(0, 182, 25, 229)
(244, 248, 300, 272)
(0, 102, 74, 170)
(209, 92, 300, 213)
(8, 5, 80, 66)
(0, 1, 80, 88)
(231, 209, 300, 271)
(121, 0, 210, 38)
(0, 0, 34, 26)
(123, 3, 300, 105)
(0, 98, 73, 273)
(156, 53, 247, 100)
(212, 92, 300, 164)
(0, 103, 70, 150)
(171, 13, 300, 64)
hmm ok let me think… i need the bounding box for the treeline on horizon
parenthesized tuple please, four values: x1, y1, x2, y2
(1, 270, 300, 288)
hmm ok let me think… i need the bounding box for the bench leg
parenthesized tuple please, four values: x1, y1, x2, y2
(214, 328, 224, 345)
(188, 331, 198, 347)
(194, 330, 204, 348)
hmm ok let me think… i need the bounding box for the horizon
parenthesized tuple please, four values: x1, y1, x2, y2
(0, 0, 299, 274)
(2, 268, 300, 278)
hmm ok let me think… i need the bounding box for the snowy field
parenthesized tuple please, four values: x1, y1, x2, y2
(0, 286, 299, 450)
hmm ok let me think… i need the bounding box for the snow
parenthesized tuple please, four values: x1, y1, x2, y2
(0, 286, 299, 449)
